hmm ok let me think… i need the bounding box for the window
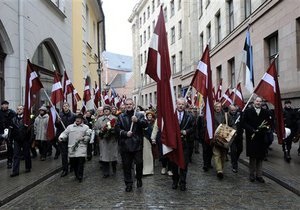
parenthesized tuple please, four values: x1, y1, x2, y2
(148, 26, 151, 40)
(139, 17, 142, 28)
(145, 94, 148, 106)
(228, 58, 235, 88)
(152, 20, 156, 33)
(170, 0, 175, 17)
(142, 95, 144, 106)
(228, 0, 234, 32)
(206, 0, 210, 8)
(178, 20, 182, 39)
(216, 65, 222, 85)
(149, 92, 153, 104)
(206, 22, 211, 48)
(178, 0, 182, 10)
(152, 0, 155, 13)
(215, 12, 221, 43)
(173, 86, 177, 98)
(154, 91, 157, 105)
(164, 7, 168, 22)
(143, 12, 146, 23)
(245, 0, 251, 19)
(171, 26, 176, 44)
(144, 50, 147, 64)
(266, 32, 278, 70)
(140, 35, 142, 46)
(50, 0, 65, 13)
(172, 55, 176, 73)
(157, 0, 160, 7)
(0, 50, 5, 102)
(140, 54, 143, 65)
(143, 31, 146, 43)
(296, 18, 300, 71)
(147, 6, 150, 19)
(199, 0, 203, 18)
(199, 32, 204, 55)
(179, 51, 183, 72)
(85, 5, 89, 42)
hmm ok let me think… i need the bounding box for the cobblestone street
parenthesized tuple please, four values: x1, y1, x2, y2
(2, 152, 300, 210)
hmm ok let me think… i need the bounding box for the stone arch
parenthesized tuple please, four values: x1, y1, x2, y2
(0, 20, 14, 55)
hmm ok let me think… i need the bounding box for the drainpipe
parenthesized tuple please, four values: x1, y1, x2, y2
(19, 0, 25, 105)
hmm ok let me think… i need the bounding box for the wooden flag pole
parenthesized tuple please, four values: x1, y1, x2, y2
(234, 92, 255, 124)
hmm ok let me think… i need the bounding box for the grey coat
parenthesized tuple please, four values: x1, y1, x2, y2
(94, 115, 118, 162)
(34, 114, 49, 141)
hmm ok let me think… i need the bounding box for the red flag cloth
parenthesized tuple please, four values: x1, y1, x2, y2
(82, 78, 91, 113)
(23, 60, 44, 125)
(190, 45, 214, 143)
(102, 90, 110, 105)
(72, 88, 81, 113)
(216, 79, 222, 102)
(94, 81, 101, 108)
(47, 71, 63, 141)
(145, 7, 185, 169)
(231, 82, 245, 109)
(221, 88, 233, 107)
(63, 71, 73, 100)
(254, 61, 285, 144)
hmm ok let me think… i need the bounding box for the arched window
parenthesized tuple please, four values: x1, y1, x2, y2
(32, 41, 62, 109)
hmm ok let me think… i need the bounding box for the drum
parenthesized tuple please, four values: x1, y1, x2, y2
(214, 124, 236, 149)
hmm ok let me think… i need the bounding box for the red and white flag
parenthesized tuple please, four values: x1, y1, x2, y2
(231, 82, 244, 109)
(93, 81, 101, 108)
(254, 61, 285, 144)
(82, 78, 92, 113)
(216, 79, 222, 102)
(72, 88, 81, 113)
(221, 88, 233, 107)
(47, 71, 64, 140)
(190, 45, 214, 143)
(23, 60, 44, 126)
(102, 90, 110, 105)
(145, 7, 184, 169)
(63, 71, 73, 100)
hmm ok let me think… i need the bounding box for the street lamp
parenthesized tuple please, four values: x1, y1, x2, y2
(96, 68, 102, 106)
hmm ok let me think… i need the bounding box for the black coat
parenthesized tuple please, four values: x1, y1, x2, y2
(179, 111, 195, 143)
(11, 115, 29, 143)
(115, 111, 148, 152)
(55, 111, 76, 136)
(243, 107, 270, 158)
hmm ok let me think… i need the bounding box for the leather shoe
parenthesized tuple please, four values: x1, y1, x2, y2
(137, 179, 143, 188)
(60, 171, 68, 177)
(25, 169, 31, 173)
(202, 166, 208, 172)
(78, 177, 83, 183)
(256, 177, 265, 183)
(180, 185, 187, 191)
(103, 174, 109, 178)
(125, 186, 132, 192)
(217, 172, 224, 180)
(172, 183, 178, 189)
(249, 175, 255, 182)
(10, 173, 19, 177)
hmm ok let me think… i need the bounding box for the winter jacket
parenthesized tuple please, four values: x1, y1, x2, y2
(34, 114, 49, 141)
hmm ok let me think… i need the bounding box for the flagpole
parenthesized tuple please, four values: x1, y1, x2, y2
(234, 92, 255, 124)
(184, 86, 192, 100)
(221, 85, 232, 106)
(129, 75, 146, 132)
(42, 89, 66, 129)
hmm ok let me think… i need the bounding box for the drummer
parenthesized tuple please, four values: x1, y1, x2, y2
(212, 102, 235, 180)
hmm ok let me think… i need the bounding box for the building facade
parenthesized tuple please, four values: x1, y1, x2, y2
(72, 0, 105, 109)
(0, 0, 73, 110)
(129, 0, 300, 108)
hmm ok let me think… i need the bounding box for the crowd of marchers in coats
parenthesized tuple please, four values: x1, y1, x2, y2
(0, 96, 300, 192)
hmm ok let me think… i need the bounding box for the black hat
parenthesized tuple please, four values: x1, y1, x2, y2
(75, 113, 84, 119)
(1, 100, 9, 105)
(284, 100, 291, 104)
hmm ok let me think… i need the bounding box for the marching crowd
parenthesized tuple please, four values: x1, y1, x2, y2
(1, 96, 300, 192)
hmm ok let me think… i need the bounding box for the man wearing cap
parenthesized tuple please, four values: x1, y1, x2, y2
(0, 100, 16, 168)
(115, 98, 148, 192)
(282, 100, 298, 162)
(34, 105, 49, 161)
(59, 114, 91, 182)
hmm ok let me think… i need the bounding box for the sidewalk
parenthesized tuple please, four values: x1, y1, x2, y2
(0, 155, 62, 206)
(239, 139, 300, 196)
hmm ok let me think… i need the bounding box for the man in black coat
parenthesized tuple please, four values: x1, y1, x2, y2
(171, 98, 195, 191)
(0, 100, 16, 169)
(115, 98, 148, 192)
(243, 96, 271, 183)
(10, 105, 31, 177)
(55, 102, 76, 177)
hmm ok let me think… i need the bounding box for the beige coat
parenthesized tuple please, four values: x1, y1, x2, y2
(60, 123, 91, 157)
(94, 115, 118, 162)
(34, 114, 49, 141)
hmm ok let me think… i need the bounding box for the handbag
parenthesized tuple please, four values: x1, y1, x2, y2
(214, 113, 236, 149)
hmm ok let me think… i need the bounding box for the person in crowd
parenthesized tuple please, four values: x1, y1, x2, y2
(111, 106, 118, 117)
(84, 110, 95, 161)
(261, 102, 274, 160)
(143, 110, 156, 175)
(59, 114, 91, 183)
(282, 100, 298, 162)
(0, 100, 16, 168)
(34, 105, 49, 161)
(96, 106, 104, 119)
(94, 105, 118, 178)
(228, 105, 243, 173)
(119, 103, 126, 114)
(10, 105, 31, 177)
(243, 96, 271, 183)
(212, 102, 235, 180)
(55, 102, 76, 177)
(47, 107, 60, 159)
(115, 98, 148, 192)
(171, 98, 195, 191)
(191, 109, 200, 154)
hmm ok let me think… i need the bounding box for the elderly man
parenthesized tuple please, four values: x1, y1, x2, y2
(243, 96, 271, 183)
(34, 106, 49, 161)
(115, 98, 148, 192)
(171, 98, 195, 191)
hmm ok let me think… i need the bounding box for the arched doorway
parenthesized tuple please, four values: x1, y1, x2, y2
(0, 44, 5, 102)
(31, 40, 63, 109)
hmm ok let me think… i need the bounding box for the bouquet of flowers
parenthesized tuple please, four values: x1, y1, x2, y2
(251, 120, 270, 140)
(71, 138, 83, 152)
(99, 118, 116, 139)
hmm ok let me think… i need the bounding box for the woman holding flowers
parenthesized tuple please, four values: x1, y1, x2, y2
(94, 105, 118, 178)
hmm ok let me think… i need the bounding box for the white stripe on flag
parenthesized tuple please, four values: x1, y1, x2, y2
(196, 61, 208, 76)
(235, 90, 243, 100)
(245, 66, 253, 93)
(52, 82, 62, 92)
(223, 94, 233, 104)
(206, 100, 213, 139)
(262, 73, 276, 93)
(157, 53, 161, 80)
(150, 34, 159, 51)
(29, 71, 38, 88)
(84, 85, 89, 91)
(66, 80, 71, 85)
